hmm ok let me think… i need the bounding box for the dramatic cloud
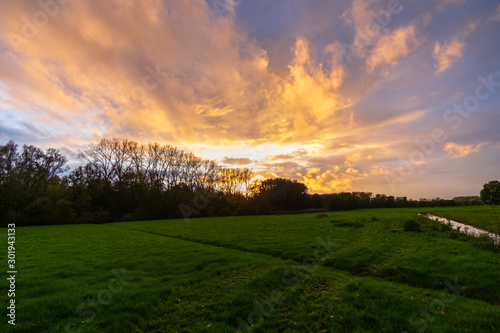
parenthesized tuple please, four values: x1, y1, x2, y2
(298, 167, 354, 193)
(1, 1, 499, 198)
(1, 0, 271, 144)
(297, 163, 395, 194)
(0, 1, 351, 147)
(260, 38, 348, 143)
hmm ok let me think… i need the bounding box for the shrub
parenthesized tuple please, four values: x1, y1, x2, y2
(93, 210, 111, 224)
(256, 198, 272, 215)
(25, 197, 55, 225)
(217, 207, 232, 217)
(120, 213, 135, 222)
(331, 219, 364, 227)
(470, 235, 499, 252)
(403, 219, 421, 232)
(440, 222, 452, 232)
(233, 204, 253, 216)
(53, 199, 76, 224)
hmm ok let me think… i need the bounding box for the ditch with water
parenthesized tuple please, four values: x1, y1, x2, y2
(419, 213, 500, 245)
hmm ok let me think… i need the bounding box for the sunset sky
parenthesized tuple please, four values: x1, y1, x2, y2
(1, 0, 499, 199)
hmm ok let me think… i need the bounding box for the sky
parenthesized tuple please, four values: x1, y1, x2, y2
(1, 0, 499, 199)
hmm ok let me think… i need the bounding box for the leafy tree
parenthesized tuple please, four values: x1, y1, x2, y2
(0, 140, 19, 179)
(218, 168, 254, 196)
(310, 193, 323, 209)
(255, 197, 273, 215)
(0, 141, 21, 224)
(480, 181, 500, 234)
(2, 138, 475, 226)
(480, 181, 500, 205)
(327, 192, 358, 211)
(251, 178, 308, 211)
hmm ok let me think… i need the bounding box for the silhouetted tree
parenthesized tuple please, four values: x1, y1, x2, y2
(480, 181, 500, 205)
(251, 178, 308, 211)
(1, 138, 470, 226)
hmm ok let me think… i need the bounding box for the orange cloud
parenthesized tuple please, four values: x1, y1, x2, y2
(1, 0, 495, 201)
(432, 21, 477, 74)
(350, 0, 376, 51)
(433, 38, 466, 74)
(367, 25, 421, 72)
(444, 142, 489, 158)
(1, 1, 355, 148)
(297, 163, 397, 194)
(261, 38, 349, 142)
(298, 167, 354, 193)
(0, 0, 273, 144)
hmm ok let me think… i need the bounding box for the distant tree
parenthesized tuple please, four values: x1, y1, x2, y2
(1, 137, 468, 226)
(0, 142, 69, 226)
(371, 194, 387, 208)
(480, 181, 500, 205)
(452, 196, 482, 206)
(255, 197, 273, 215)
(80, 138, 115, 183)
(354, 192, 372, 209)
(218, 168, 254, 196)
(0, 141, 19, 179)
(67, 166, 92, 216)
(251, 178, 308, 211)
(481, 181, 500, 234)
(0, 141, 21, 224)
(327, 192, 358, 211)
(309, 193, 323, 209)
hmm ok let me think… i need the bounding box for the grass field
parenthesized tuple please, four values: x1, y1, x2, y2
(1, 207, 499, 332)
(422, 206, 500, 234)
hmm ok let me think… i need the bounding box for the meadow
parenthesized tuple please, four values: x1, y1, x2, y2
(1, 207, 499, 332)
(423, 206, 500, 234)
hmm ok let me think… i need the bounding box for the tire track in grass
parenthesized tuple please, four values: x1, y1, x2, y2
(103, 222, 500, 305)
(102, 223, 296, 264)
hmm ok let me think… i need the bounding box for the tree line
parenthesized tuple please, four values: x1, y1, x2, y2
(0, 139, 493, 227)
(0, 139, 253, 226)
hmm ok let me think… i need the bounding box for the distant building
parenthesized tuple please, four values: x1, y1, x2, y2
(396, 197, 407, 201)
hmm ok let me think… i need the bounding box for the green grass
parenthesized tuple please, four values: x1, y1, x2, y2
(421, 205, 500, 234)
(1, 208, 499, 332)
